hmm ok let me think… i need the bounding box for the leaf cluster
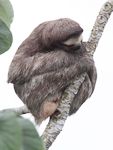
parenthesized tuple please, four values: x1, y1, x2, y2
(0, 0, 13, 55)
(0, 110, 44, 150)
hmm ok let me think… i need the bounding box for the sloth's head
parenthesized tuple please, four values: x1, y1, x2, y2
(35, 18, 83, 51)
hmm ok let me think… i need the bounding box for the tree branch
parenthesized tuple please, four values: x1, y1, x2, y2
(11, 105, 29, 115)
(41, 0, 113, 149)
(87, 0, 113, 55)
(0, 105, 29, 115)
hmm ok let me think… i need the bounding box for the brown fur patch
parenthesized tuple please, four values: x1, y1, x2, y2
(42, 99, 60, 121)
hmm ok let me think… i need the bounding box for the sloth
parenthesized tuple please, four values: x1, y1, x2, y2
(8, 18, 97, 124)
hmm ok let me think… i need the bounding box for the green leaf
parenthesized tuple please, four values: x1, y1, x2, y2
(17, 117, 45, 150)
(0, 110, 22, 150)
(0, 18, 13, 55)
(0, 0, 14, 28)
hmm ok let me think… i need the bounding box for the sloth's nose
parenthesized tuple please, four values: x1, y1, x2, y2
(80, 35, 83, 42)
(81, 38, 83, 42)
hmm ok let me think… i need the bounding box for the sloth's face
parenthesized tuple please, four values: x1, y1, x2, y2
(62, 34, 83, 51)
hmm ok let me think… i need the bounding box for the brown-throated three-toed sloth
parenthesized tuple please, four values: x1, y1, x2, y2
(8, 18, 97, 125)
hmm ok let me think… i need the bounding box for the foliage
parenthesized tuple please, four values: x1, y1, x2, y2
(0, 110, 44, 150)
(0, 19, 13, 54)
(0, 0, 13, 28)
(0, 0, 14, 55)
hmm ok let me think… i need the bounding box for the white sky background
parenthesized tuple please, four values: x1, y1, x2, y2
(0, 0, 113, 149)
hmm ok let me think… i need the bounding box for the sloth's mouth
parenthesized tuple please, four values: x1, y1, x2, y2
(69, 44, 81, 51)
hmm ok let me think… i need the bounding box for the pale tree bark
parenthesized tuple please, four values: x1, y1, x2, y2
(41, 1, 113, 149)
(11, 105, 29, 115)
(2, 0, 113, 149)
